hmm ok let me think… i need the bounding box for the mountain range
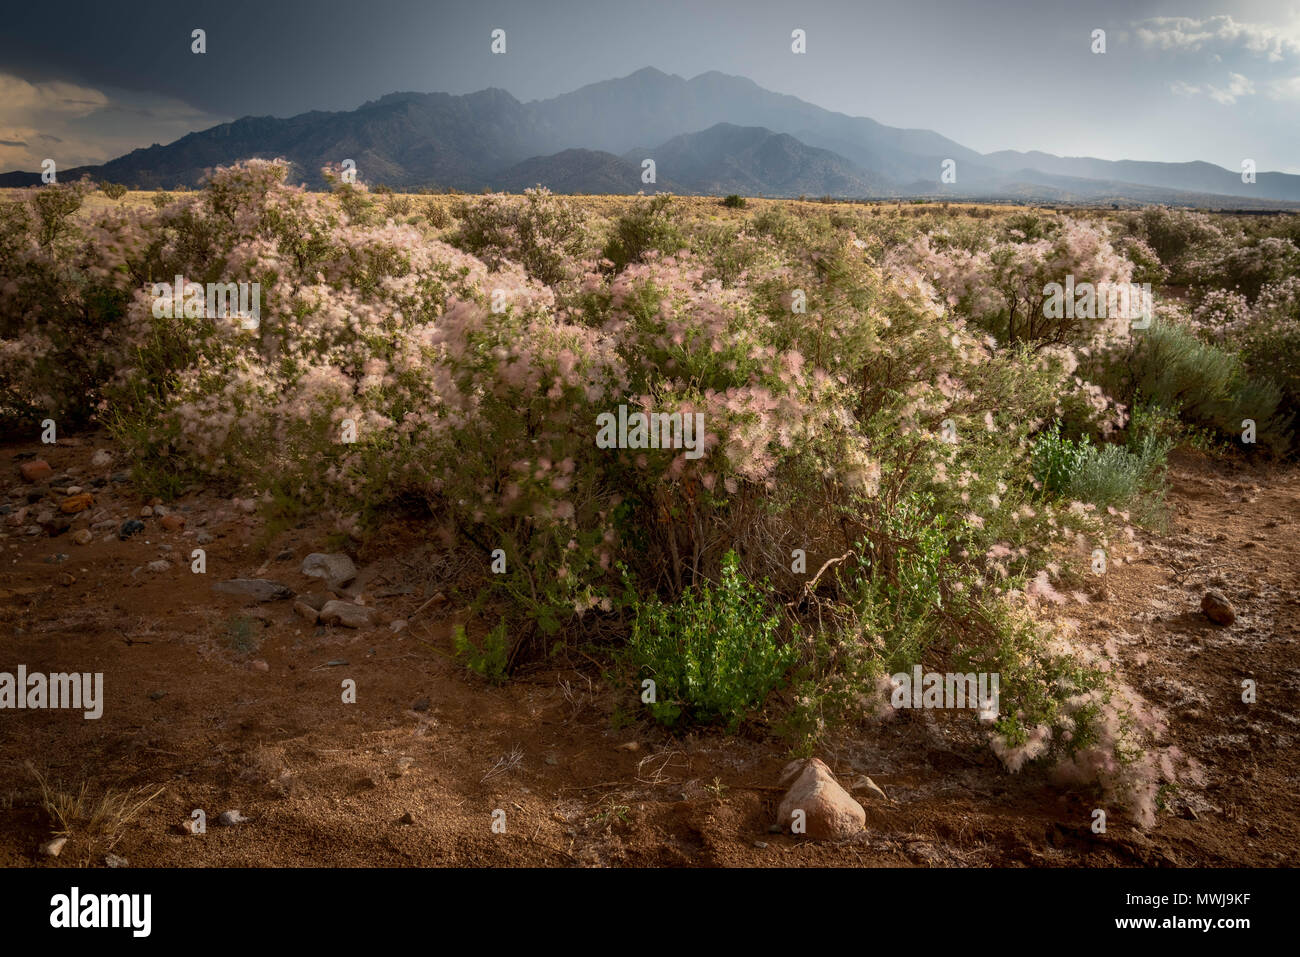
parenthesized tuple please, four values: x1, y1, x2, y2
(3, 67, 1298, 206)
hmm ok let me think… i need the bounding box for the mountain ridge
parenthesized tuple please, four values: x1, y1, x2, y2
(2, 67, 1297, 206)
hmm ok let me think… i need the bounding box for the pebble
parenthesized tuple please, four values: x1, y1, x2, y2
(146, 560, 172, 573)
(90, 450, 113, 468)
(161, 514, 185, 531)
(292, 601, 320, 624)
(19, 460, 53, 483)
(104, 853, 129, 868)
(60, 493, 94, 514)
(39, 836, 67, 857)
(119, 519, 145, 540)
(1201, 590, 1236, 626)
(216, 810, 247, 827)
(139, 506, 153, 518)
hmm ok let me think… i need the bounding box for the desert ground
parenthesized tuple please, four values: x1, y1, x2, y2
(2, 433, 1295, 867)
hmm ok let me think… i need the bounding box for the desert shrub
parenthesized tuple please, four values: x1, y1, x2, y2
(1121, 206, 1226, 280)
(1066, 436, 1170, 509)
(1102, 319, 1291, 453)
(721, 194, 747, 209)
(1032, 422, 1170, 509)
(98, 181, 129, 201)
(625, 551, 795, 729)
(600, 193, 686, 271)
(1187, 236, 1300, 303)
(1115, 235, 1168, 286)
(0, 178, 132, 436)
(907, 216, 1136, 349)
(451, 187, 589, 284)
(1240, 279, 1300, 422)
(384, 194, 413, 217)
(422, 199, 452, 229)
(0, 160, 1200, 825)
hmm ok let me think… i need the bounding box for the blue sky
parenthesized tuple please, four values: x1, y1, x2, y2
(2, 0, 1298, 173)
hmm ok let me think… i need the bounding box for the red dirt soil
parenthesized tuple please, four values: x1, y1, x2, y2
(1, 435, 1296, 867)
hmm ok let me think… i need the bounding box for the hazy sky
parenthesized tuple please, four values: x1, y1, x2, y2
(2, 0, 1298, 173)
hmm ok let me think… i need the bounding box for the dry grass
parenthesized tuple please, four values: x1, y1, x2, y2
(29, 764, 164, 856)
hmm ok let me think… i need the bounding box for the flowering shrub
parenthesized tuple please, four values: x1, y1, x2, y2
(6, 173, 1277, 826)
(451, 187, 590, 285)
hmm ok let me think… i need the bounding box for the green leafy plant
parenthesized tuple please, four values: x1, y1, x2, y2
(626, 551, 795, 729)
(452, 620, 511, 684)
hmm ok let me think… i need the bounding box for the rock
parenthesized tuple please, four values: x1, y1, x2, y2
(292, 601, 320, 624)
(72, 528, 93, 545)
(249, 659, 269, 673)
(110, 471, 129, 484)
(216, 810, 246, 827)
(212, 579, 294, 602)
(39, 836, 67, 857)
(390, 619, 408, 633)
(318, 600, 376, 628)
(57, 572, 75, 587)
(90, 450, 113, 468)
(161, 514, 185, 532)
(19, 460, 53, 483)
(1201, 590, 1235, 626)
(616, 741, 640, 752)
(412, 697, 430, 712)
(301, 552, 357, 586)
(139, 506, 153, 518)
(64, 486, 83, 496)
(195, 530, 214, 545)
(753, 840, 768, 849)
(119, 519, 145, 540)
(104, 853, 129, 868)
(146, 560, 172, 573)
(400, 811, 416, 825)
(776, 757, 866, 840)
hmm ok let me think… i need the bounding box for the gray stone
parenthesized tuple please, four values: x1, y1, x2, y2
(319, 600, 376, 628)
(301, 552, 358, 586)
